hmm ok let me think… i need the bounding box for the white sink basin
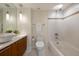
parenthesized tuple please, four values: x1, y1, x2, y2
(0, 33, 16, 43)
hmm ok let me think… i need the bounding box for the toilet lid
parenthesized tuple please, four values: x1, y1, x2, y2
(36, 41, 44, 47)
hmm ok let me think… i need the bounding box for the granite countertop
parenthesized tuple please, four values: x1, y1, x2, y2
(0, 34, 27, 50)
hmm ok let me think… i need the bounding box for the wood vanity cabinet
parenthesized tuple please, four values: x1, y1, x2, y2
(0, 36, 27, 56)
(0, 45, 11, 56)
(17, 37, 27, 56)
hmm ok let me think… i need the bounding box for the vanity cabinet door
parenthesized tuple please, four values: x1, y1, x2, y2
(0, 36, 27, 56)
(0, 43, 18, 56)
(0, 46, 11, 56)
(16, 37, 27, 56)
(10, 42, 18, 56)
(11, 37, 27, 56)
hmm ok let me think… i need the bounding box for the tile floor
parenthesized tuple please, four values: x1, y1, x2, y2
(23, 40, 55, 56)
(23, 47, 54, 56)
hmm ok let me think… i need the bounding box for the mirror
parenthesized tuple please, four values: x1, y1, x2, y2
(0, 7, 17, 33)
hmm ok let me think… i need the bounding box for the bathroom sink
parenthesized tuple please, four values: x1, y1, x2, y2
(0, 33, 16, 44)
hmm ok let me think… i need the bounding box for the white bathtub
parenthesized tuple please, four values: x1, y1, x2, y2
(48, 40, 79, 56)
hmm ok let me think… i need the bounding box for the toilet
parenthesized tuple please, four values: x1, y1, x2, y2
(35, 40, 45, 56)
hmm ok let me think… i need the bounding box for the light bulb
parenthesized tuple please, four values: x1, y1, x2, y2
(6, 12, 9, 20)
(19, 12, 22, 20)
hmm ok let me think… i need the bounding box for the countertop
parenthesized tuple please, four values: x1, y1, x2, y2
(0, 34, 27, 50)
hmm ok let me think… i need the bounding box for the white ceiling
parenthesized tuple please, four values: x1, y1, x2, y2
(0, 3, 77, 11)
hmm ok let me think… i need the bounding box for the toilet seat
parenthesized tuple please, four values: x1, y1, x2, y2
(36, 41, 44, 48)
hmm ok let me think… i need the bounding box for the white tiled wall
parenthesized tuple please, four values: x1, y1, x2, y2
(48, 4, 79, 55)
(31, 10, 48, 47)
(63, 10, 79, 50)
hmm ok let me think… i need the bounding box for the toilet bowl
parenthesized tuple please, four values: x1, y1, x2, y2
(35, 40, 45, 56)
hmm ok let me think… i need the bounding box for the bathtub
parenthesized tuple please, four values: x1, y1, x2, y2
(48, 40, 79, 56)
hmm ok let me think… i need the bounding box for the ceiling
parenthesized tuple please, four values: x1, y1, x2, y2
(0, 3, 78, 11)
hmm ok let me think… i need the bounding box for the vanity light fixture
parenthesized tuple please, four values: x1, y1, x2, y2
(6, 11, 10, 20)
(19, 11, 22, 20)
(53, 4, 63, 10)
(19, 4, 23, 20)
